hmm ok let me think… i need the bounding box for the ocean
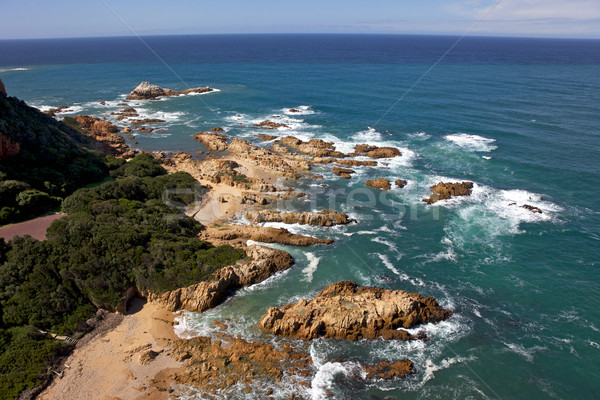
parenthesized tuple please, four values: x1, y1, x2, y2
(1, 34, 599, 399)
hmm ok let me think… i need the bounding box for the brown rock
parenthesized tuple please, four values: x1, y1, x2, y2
(280, 136, 345, 158)
(121, 126, 133, 133)
(255, 134, 278, 141)
(129, 118, 166, 125)
(312, 158, 378, 167)
(395, 179, 408, 188)
(364, 360, 414, 380)
(211, 127, 225, 132)
(258, 281, 451, 341)
(144, 246, 295, 313)
(137, 126, 156, 134)
(126, 81, 214, 100)
(201, 224, 333, 247)
(245, 209, 354, 227)
(139, 350, 161, 365)
(71, 115, 129, 156)
(366, 178, 391, 190)
(193, 131, 229, 152)
(353, 144, 401, 158)
(0, 77, 6, 96)
(253, 120, 289, 129)
(333, 167, 355, 179)
(422, 181, 473, 204)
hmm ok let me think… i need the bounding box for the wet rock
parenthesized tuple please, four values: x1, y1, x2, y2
(366, 178, 391, 190)
(253, 120, 289, 129)
(364, 360, 414, 380)
(521, 204, 542, 214)
(258, 281, 451, 341)
(422, 181, 473, 204)
(255, 134, 278, 141)
(395, 179, 407, 188)
(352, 144, 401, 158)
(333, 167, 355, 179)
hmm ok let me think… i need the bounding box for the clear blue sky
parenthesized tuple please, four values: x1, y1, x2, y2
(1, 0, 599, 39)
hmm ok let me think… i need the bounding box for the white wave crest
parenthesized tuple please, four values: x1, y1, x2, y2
(445, 133, 497, 152)
(302, 252, 321, 282)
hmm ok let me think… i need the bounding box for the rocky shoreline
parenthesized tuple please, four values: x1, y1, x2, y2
(36, 81, 460, 400)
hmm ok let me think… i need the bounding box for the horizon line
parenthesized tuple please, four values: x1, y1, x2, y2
(1, 32, 600, 42)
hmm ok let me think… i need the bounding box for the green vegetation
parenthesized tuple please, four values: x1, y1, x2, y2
(0, 95, 107, 224)
(0, 154, 245, 398)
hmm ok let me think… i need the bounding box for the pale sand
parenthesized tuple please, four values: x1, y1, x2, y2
(38, 299, 183, 400)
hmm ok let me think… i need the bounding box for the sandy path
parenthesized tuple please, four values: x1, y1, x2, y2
(0, 213, 64, 241)
(38, 299, 183, 400)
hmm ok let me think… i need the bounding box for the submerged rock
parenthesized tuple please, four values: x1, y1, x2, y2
(422, 181, 473, 204)
(259, 281, 451, 341)
(125, 81, 214, 100)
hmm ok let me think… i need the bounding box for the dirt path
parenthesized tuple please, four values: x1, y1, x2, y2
(0, 213, 64, 241)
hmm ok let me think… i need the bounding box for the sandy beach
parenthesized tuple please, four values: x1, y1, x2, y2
(38, 299, 183, 400)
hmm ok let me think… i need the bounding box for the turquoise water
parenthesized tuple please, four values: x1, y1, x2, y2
(1, 35, 600, 399)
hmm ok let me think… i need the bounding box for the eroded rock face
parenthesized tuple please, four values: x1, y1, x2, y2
(366, 178, 391, 190)
(352, 144, 401, 158)
(258, 281, 451, 341)
(144, 246, 293, 313)
(193, 131, 229, 152)
(245, 209, 354, 227)
(200, 224, 334, 247)
(0, 77, 5, 96)
(126, 81, 214, 100)
(72, 115, 130, 156)
(422, 181, 473, 204)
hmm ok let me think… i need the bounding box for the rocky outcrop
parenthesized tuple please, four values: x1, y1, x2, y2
(194, 131, 229, 152)
(521, 204, 542, 214)
(0, 77, 5, 96)
(200, 224, 334, 247)
(366, 178, 391, 190)
(71, 115, 129, 156)
(395, 179, 407, 188)
(125, 81, 214, 100)
(245, 209, 354, 227)
(364, 360, 414, 380)
(312, 157, 378, 167)
(145, 246, 293, 313)
(352, 144, 401, 159)
(0, 133, 20, 159)
(333, 167, 355, 179)
(255, 133, 278, 141)
(422, 181, 473, 204)
(43, 105, 71, 117)
(166, 333, 312, 396)
(258, 281, 451, 341)
(253, 120, 289, 129)
(279, 136, 345, 158)
(228, 138, 309, 178)
(111, 107, 139, 120)
(129, 118, 166, 125)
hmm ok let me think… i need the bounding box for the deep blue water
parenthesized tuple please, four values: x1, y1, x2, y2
(1, 34, 600, 399)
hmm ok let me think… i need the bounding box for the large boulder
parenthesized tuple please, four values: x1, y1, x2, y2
(126, 81, 214, 100)
(366, 178, 391, 190)
(194, 131, 229, 152)
(259, 281, 451, 341)
(352, 144, 401, 158)
(422, 181, 473, 204)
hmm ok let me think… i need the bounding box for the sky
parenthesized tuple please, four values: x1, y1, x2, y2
(0, 0, 599, 40)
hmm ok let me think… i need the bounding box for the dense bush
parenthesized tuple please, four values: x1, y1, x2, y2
(0, 95, 108, 224)
(0, 157, 246, 398)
